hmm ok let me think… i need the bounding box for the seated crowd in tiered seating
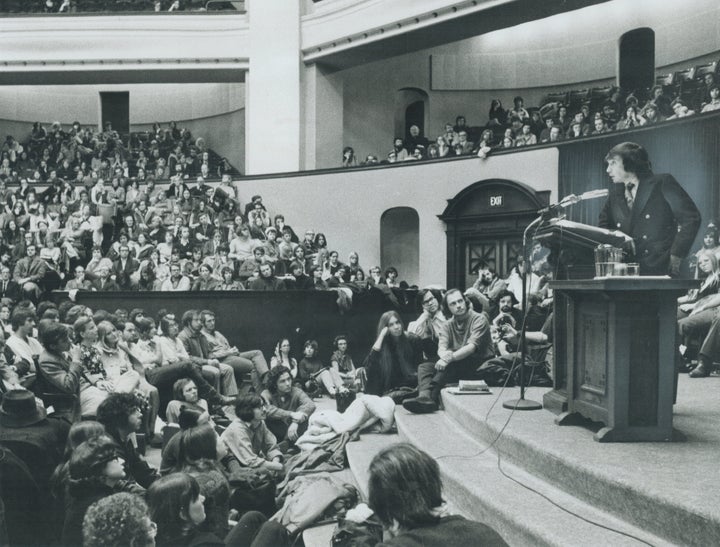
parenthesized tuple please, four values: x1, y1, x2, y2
(342, 61, 720, 167)
(0, 119, 407, 301)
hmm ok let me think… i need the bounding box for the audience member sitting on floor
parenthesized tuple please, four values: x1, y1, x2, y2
(62, 435, 144, 547)
(165, 378, 211, 426)
(82, 492, 156, 547)
(201, 308, 269, 392)
(408, 288, 447, 361)
(331, 334, 364, 389)
(96, 392, 160, 489)
(403, 289, 494, 414)
(298, 339, 346, 397)
(343, 443, 508, 546)
(147, 472, 288, 547)
(263, 365, 315, 444)
(220, 394, 285, 475)
(364, 311, 424, 397)
(172, 424, 242, 539)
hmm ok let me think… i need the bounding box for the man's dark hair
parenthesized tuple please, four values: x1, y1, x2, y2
(36, 301, 57, 318)
(368, 443, 443, 528)
(266, 366, 293, 395)
(10, 308, 35, 331)
(181, 309, 199, 328)
(234, 393, 264, 422)
(40, 322, 70, 350)
(96, 392, 143, 435)
(604, 142, 652, 177)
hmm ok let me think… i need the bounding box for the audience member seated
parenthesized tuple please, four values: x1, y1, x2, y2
(174, 309, 237, 396)
(201, 308, 269, 392)
(37, 321, 84, 422)
(61, 435, 144, 547)
(464, 261, 507, 318)
(220, 394, 285, 474)
(408, 289, 448, 361)
(343, 443, 508, 546)
(96, 392, 160, 489)
(82, 492, 156, 547)
(403, 289, 494, 414)
(248, 262, 287, 291)
(298, 339, 346, 397)
(165, 378, 212, 426)
(147, 472, 288, 547)
(364, 311, 424, 397)
(269, 337, 298, 378)
(263, 365, 315, 445)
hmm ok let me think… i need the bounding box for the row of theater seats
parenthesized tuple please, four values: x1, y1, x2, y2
(654, 60, 719, 105)
(541, 59, 719, 115)
(0, 0, 244, 13)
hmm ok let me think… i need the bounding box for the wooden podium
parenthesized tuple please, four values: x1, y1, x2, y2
(546, 277, 694, 442)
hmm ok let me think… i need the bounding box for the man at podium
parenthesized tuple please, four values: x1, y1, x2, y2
(598, 142, 700, 276)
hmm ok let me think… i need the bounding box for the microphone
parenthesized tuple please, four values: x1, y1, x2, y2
(539, 188, 609, 216)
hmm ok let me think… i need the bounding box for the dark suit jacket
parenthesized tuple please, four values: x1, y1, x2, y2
(0, 279, 21, 302)
(599, 173, 701, 275)
(112, 258, 140, 289)
(90, 278, 120, 292)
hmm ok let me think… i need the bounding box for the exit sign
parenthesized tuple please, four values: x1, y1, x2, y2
(489, 195, 503, 207)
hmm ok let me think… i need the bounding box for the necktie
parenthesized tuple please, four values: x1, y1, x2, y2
(625, 182, 635, 209)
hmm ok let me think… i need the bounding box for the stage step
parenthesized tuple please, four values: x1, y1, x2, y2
(435, 382, 720, 546)
(395, 396, 670, 547)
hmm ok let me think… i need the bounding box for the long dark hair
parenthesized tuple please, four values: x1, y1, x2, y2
(176, 423, 219, 468)
(368, 443, 443, 529)
(147, 473, 202, 546)
(365, 311, 417, 395)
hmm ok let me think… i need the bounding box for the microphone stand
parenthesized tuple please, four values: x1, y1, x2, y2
(502, 215, 544, 411)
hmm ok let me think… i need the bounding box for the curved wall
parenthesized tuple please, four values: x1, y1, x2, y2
(236, 146, 559, 287)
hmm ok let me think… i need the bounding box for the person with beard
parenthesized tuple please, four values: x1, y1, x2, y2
(403, 289, 494, 414)
(391, 137, 409, 162)
(465, 262, 507, 318)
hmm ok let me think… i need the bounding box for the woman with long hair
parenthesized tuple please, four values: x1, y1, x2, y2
(148, 472, 288, 547)
(355, 444, 507, 546)
(678, 251, 720, 318)
(270, 337, 298, 378)
(363, 311, 424, 396)
(487, 98, 508, 127)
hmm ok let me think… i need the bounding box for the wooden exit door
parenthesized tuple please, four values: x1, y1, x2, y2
(463, 237, 523, 290)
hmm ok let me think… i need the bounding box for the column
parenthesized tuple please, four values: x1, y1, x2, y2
(245, 0, 301, 175)
(302, 63, 344, 170)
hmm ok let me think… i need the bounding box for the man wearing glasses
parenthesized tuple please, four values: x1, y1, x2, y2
(408, 289, 447, 361)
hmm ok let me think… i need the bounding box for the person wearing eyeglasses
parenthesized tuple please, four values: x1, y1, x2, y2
(408, 289, 447, 361)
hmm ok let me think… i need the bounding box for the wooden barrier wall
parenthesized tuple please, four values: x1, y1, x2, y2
(61, 289, 420, 367)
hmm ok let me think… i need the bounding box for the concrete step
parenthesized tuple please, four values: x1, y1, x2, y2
(395, 402, 669, 547)
(440, 383, 720, 546)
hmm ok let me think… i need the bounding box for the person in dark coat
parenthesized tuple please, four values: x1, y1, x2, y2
(344, 443, 508, 547)
(96, 392, 160, 489)
(598, 142, 701, 276)
(61, 435, 144, 547)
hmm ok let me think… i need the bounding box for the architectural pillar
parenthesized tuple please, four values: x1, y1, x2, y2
(246, 0, 301, 175)
(302, 63, 344, 170)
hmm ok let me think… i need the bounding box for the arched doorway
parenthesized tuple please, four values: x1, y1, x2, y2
(618, 28, 655, 95)
(439, 179, 550, 290)
(394, 88, 428, 142)
(380, 207, 420, 286)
